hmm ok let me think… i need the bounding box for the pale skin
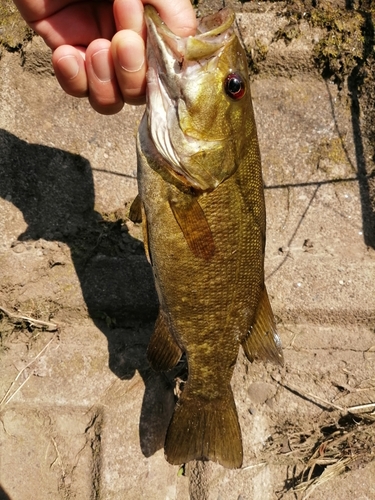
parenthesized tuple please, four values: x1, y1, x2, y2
(12, 0, 197, 114)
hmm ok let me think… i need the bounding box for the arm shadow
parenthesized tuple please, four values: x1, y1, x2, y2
(0, 485, 11, 500)
(0, 128, 179, 457)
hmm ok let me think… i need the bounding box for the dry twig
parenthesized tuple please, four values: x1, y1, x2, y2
(0, 335, 55, 410)
(0, 305, 58, 332)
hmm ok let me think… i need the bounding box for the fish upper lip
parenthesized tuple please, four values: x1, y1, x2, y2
(144, 5, 185, 63)
(144, 6, 236, 103)
(144, 6, 235, 63)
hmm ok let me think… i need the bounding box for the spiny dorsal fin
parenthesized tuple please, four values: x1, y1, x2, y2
(147, 312, 182, 372)
(169, 195, 215, 260)
(129, 194, 143, 223)
(242, 286, 284, 366)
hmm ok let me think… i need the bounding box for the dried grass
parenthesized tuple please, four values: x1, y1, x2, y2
(264, 383, 375, 499)
(294, 414, 375, 499)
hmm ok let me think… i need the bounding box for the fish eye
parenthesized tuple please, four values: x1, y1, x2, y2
(224, 73, 246, 100)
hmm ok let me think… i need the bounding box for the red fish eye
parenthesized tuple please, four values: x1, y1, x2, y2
(224, 73, 246, 100)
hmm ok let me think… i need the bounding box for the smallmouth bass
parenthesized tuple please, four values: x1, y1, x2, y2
(131, 6, 283, 469)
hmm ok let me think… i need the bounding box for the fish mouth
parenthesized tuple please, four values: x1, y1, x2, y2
(144, 6, 235, 75)
(144, 6, 236, 191)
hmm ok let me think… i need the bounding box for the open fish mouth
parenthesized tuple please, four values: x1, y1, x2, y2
(144, 6, 235, 75)
(143, 6, 237, 191)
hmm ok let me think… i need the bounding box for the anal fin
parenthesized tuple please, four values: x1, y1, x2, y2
(147, 312, 182, 371)
(242, 286, 284, 366)
(169, 195, 215, 261)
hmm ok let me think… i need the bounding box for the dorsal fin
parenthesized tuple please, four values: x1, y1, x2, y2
(241, 286, 284, 366)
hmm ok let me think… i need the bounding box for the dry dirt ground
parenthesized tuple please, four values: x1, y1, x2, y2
(1, 1, 375, 499)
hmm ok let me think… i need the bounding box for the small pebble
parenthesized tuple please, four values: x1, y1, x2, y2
(12, 244, 25, 254)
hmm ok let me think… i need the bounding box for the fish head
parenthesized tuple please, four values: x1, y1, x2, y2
(144, 6, 254, 192)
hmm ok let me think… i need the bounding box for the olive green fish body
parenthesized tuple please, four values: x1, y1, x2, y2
(134, 7, 283, 469)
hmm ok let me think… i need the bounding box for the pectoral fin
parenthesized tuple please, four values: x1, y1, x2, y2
(169, 195, 215, 260)
(147, 312, 182, 371)
(137, 202, 152, 265)
(129, 194, 143, 223)
(241, 287, 284, 366)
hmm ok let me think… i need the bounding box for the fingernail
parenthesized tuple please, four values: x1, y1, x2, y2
(91, 49, 114, 82)
(57, 55, 79, 80)
(118, 42, 145, 73)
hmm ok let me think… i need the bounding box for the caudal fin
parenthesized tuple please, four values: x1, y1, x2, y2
(164, 387, 243, 469)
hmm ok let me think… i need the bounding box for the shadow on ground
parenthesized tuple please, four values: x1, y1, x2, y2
(0, 128, 181, 457)
(0, 484, 11, 500)
(347, 2, 375, 249)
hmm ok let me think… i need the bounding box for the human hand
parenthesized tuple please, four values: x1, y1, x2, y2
(13, 0, 197, 114)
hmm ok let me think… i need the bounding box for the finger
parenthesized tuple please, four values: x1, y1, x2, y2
(52, 45, 88, 98)
(23, 3, 116, 49)
(85, 39, 125, 115)
(111, 30, 146, 105)
(144, 0, 197, 36)
(114, 0, 145, 36)
(114, 0, 197, 37)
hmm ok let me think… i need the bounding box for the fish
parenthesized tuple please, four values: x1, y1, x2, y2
(130, 5, 284, 469)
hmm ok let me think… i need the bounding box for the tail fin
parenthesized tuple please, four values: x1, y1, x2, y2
(164, 387, 243, 469)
